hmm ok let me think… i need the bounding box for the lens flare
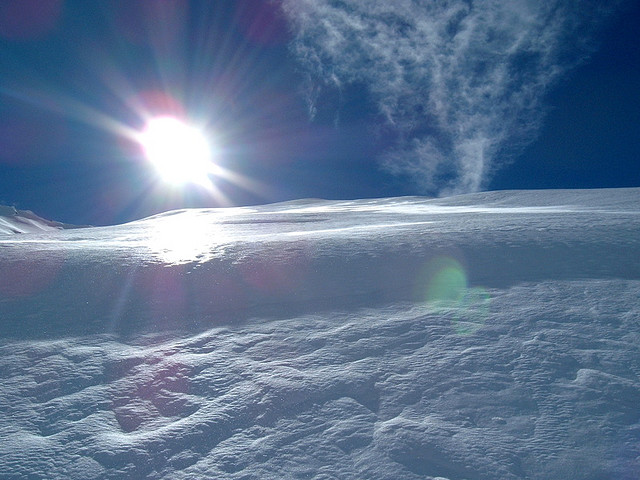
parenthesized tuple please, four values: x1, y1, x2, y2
(417, 256, 490, 335)
(425, 257, 468, 303)
(0, 0, 62, 40)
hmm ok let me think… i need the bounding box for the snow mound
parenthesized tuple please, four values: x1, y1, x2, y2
(0, 189, 638, 338)
(0, 189, 639, 479)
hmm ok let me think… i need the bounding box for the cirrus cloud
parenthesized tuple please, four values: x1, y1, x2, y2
(282, 0, 623, 194)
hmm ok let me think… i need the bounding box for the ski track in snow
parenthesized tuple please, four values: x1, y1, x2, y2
(0, 189, 639, 479)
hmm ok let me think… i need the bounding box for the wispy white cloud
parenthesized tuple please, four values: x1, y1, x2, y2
(282, 0, 622, 194)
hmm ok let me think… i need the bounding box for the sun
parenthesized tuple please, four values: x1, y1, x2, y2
(138, 116, 216, 188)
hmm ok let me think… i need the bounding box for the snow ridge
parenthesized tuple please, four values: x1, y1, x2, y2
(0, 205, 86, 235)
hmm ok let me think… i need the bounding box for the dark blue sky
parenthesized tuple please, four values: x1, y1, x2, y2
(0, 0, 638, 225)
(492, 0, 640, 191)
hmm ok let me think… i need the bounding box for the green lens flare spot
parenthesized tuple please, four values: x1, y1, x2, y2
(423, 257, 467, 304)
(416, 256, 491, 335)
(427, 265, 467, 302)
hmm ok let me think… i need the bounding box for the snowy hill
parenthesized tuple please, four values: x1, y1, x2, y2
(0, 205, 83, 234)
(0, 188, 639, 479)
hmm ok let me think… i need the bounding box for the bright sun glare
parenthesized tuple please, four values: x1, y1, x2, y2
(138, 116, 215, 188)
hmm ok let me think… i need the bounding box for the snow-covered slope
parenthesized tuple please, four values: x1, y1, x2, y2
(1, 189, 639, 479)
(0, 205, 82, 234)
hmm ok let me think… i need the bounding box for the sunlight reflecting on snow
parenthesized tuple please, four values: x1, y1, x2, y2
(144, 211, 228, 265)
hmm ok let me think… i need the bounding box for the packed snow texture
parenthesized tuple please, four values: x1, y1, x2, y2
(1, 188, 639, 479)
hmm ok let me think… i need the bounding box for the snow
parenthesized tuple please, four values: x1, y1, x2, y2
(0, 188, 639, 479)
(0, 205, 73, 234)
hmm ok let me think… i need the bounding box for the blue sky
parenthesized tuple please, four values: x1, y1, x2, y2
(0, 0, 638, 225)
